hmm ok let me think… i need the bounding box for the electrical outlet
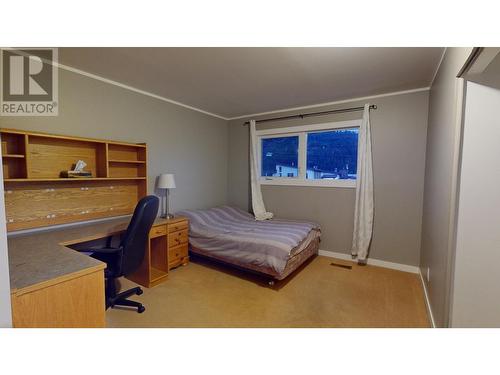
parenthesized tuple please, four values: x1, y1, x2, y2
(426, 267, 430, 283)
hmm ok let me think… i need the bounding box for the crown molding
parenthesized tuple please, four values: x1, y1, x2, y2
(227, 87, 431, 121)
(54, 62, 230, 120)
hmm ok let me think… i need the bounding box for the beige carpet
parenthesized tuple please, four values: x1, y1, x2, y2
(106, 255, 430, 328)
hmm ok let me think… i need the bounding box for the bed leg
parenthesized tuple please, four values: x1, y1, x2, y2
(268, 280, 275, 286)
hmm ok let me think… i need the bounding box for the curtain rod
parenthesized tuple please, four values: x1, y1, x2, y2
(242, 104, 377, 126)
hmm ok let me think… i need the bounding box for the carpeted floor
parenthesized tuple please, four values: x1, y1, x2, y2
(106, 255, 430, 328)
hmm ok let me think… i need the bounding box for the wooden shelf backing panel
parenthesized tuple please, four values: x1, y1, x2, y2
(1, 132, 26, 155)
(28, 136, 103, 179)
(4, 180, 144, 231)
(3, 158, 27, 179)
(108, 144, 145, 162)
(108, 162, 146, 178)
(150, 235, 168, 274)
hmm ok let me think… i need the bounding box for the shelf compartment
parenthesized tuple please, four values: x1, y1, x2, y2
(108, 144, 146, 162)
(27, 135, 103, 178)
(150, 267, 168, 283)
(3, 158, 27, 179)
(1, 132, 26, 156)
(108, 161, 146, 178)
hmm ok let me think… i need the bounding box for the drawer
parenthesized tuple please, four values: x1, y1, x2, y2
(168, 229, 188, 247)
(168, 221, 188, 233)
(168, 244, 188, 262)
(149, 225, 167, 238)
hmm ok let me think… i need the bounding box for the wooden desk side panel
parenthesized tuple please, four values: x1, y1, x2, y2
(11, 270, 106, 328)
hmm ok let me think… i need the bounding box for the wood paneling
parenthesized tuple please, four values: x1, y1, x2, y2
(11, 269, 105, 328)
(108, 162, 146, 178)
(4, 180, 139, 231)
(28, 136, 99, 178)
(1, 132, 25, 155)
(108, 144, 144, 161)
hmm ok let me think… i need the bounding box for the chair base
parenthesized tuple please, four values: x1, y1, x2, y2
(106, 279, 145, 313)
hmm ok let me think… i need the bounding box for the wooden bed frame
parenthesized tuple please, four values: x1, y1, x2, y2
(189, 236, 320, 285)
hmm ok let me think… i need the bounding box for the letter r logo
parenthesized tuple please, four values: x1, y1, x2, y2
(2, 49, 53, 101)
(9, 55, 48, 96)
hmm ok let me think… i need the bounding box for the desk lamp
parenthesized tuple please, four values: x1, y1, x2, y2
(157, 173, 176, 219)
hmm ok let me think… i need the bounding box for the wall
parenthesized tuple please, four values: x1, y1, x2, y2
(0, 67, 229, 215)
(419, 48, 473, 327)
(450, 82, 500, 327)
(0, 166, 12, 327)
(228, 90, 429, 266)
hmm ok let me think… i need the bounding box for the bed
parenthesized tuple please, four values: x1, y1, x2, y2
(176, 206, 321, 282)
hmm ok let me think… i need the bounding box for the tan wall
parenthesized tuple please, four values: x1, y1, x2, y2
(228, 90, 430, 266)
(0, 67, 229, 214)
(419, 47, 472, 327)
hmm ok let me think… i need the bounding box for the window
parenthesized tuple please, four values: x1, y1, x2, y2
(306, 128, 359, 180)
(258, 120, 361, 188)
(261, 135, 299, 177)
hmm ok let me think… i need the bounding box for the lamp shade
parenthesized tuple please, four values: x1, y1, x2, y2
(157, 173, 176, 189)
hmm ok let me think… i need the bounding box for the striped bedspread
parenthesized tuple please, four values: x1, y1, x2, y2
(176, 206, 320, 274)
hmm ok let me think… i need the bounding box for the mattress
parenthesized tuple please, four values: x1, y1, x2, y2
(176, 206, 320, 275)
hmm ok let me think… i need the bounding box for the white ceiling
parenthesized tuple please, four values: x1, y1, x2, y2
(59, 48, 444, 119)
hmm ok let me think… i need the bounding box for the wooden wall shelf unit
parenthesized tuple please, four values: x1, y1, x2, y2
(1, 128, 148, 232)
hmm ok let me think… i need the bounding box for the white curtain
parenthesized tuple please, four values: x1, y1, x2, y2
(351, 104, 374, 261)
(249, 120, 274, 220)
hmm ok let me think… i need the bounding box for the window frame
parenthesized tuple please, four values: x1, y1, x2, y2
(257, 119, 361, 188)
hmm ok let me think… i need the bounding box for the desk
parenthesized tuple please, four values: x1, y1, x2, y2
(8, 216, 189, 328)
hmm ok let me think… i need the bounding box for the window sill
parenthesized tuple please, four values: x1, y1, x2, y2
(260, 178, 356, 188)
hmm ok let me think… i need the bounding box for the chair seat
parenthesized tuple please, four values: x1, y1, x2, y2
(89, 249, 123, 278)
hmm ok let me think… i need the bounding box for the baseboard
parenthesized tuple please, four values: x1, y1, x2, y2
(418, 268, 436, 328)
(318, 249, 420, 274)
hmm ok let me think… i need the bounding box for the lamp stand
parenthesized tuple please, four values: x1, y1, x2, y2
(161, 189, 174, 219)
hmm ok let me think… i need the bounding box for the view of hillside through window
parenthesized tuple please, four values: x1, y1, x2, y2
(306, 128, 358, 179)
(261, 128, 359, 179)
(261, 136, 299, 177)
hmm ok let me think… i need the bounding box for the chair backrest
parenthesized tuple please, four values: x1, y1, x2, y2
(120, 195, 159, 276)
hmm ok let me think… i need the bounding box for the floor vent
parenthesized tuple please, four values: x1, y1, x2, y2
(330, 262, 353, 270)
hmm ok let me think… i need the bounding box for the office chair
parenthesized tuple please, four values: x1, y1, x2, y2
(83, 195, 159, 313)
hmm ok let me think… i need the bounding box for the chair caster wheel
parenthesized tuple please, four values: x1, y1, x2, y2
(137, 305, 145, 313)
(136, 289, 143, 296)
